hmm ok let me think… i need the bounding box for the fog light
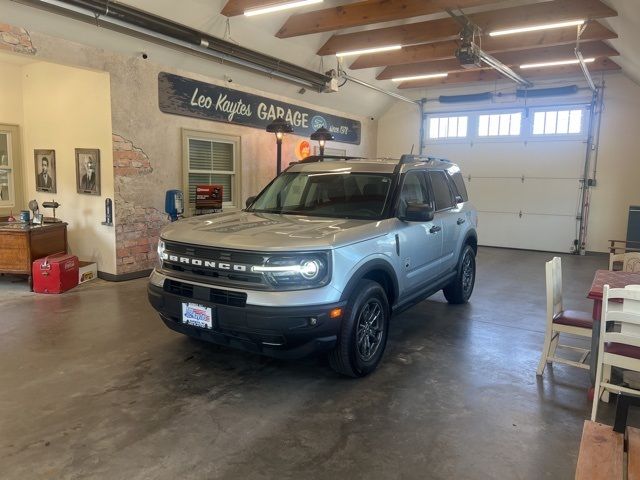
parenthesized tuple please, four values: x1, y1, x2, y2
(329, 308, 343, 319)
(149, 269, 166, 287)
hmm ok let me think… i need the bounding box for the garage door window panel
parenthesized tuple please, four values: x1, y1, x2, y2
(428, 116, 469, 141)
(478, 112, 522, 138)
(532, 108, 586, 136)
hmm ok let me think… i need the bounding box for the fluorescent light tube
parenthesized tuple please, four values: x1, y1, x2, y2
(391, 73, 448, 82)
(489, 19, 585, 37)
(244, 0, 323, 17)
(336, 45, 402, 58)
(520, 58, 595, 69)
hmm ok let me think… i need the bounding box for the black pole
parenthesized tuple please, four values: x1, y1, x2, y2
(276, 138, 282, 175)
(319, 144, 325, 156)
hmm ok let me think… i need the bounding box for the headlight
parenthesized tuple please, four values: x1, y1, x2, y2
(300, 259, 320, 280)
(252, 253, 330, 288)
(157, 239, 165, 263)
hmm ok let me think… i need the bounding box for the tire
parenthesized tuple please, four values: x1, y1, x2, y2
(328, 279, 390, 377)
(443, 245, 476, 305)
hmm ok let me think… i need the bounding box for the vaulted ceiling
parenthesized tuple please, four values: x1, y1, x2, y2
(219, 0, 624, 89)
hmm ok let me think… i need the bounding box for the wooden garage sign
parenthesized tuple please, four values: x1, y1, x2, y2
(158, 72, 361, 145)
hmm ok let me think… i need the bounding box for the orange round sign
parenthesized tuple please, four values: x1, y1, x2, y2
(295, 140, 311, 160)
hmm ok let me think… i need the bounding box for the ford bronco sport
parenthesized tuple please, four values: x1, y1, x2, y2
(148, 155, 478, 377)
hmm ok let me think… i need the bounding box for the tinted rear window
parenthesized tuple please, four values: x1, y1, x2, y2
(429, 171, 455, 211)
(449, 171, 468, 202)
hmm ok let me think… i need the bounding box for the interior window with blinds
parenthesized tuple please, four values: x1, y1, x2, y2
(186, 136, 235, 208)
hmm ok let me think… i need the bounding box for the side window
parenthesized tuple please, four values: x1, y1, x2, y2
(428, 171, 455, 211)
(398, 171, 429, 218)
(448, 171, 468, 202)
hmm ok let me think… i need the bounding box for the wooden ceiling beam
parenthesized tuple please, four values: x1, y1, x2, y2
(349, 21, 616, 70)
(378, 41, 619, 80)
(276, 0, 509, 39)
(396, 57, 621, 89)
(317, 0, 617, 55)
(221, 0, 284, 17)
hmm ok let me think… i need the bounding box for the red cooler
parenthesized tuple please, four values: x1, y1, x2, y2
(33, 254, 79, 294)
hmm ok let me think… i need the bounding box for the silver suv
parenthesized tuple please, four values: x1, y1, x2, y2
(148, 155, 478, 377)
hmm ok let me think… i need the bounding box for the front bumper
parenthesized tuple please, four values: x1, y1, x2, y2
(148, 283, 346, 359)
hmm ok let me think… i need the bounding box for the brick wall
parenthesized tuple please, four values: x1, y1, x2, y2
(0, 23, 36, 55)
(112, 134, 168, 274)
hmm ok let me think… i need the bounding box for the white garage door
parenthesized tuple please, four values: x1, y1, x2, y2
(423, 106, 590, 253)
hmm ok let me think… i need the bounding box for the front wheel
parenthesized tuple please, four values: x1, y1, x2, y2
(328, 280, 389, 377)
(443, 245, 476, 304)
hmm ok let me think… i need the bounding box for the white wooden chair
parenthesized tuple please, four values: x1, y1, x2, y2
(609, 252, 640, 272)
(608, 240, 640, 271)
(623, 253, 640, 273)
(609, 252, 623, 271)
(537, 257, 593, 376)
(591, 285, 640, 421)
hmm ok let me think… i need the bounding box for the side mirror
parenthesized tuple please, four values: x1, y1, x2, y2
(245, 196, 256, 209)
(401, 203, 435, 222)
(455, 195, 464, 204)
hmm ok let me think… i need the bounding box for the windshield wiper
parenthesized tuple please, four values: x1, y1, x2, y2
(251, 208, 301, 215)
(251, 208, 283, 214)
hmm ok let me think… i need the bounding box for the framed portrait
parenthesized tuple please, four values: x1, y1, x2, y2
(34, 149, 57, 193)
(75, 148, 101, 196)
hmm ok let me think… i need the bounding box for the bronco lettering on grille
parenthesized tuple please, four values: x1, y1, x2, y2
(164, 253, 248, 272)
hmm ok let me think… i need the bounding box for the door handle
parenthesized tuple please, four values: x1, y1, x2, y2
(457, 218, 466, 225)
(429, 225, 442, 234)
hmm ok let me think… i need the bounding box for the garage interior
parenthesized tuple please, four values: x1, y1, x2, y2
(1, 0, 640, 478)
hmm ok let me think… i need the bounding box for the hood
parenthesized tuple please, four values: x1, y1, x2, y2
(161, 211, 389, 251)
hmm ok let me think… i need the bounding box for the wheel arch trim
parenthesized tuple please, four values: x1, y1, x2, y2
(339, 259, 399, 306)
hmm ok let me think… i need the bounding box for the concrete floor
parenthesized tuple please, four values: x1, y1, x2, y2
(0, 247, 623, 479)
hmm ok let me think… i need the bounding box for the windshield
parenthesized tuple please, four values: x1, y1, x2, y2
(249, 171, 393, 220)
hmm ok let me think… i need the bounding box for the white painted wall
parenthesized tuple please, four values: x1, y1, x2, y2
(377, 102, 421, 158)
(377, 72, 640, 253)
(0, 61, 23, 125)
(21, 61, 117, 273)
(589, 73, 640, 251)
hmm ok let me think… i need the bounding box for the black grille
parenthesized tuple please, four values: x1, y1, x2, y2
(162, 241, 266, 286)
(163, 263, 263, 284)
(165, 279, 194, 298)
(164, 280, 247, 307)
(164, 241, 264, 264)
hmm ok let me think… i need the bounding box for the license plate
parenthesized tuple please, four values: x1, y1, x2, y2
(181, 302, 213, 329)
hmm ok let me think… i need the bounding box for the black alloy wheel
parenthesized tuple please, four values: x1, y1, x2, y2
(443, 245, 476, 304)
(355, 298, 384, 362)
(329, 279, 389, 377)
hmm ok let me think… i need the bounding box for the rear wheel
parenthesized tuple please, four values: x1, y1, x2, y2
(328, 280, 389, 377)
(443, 245, 476, 304)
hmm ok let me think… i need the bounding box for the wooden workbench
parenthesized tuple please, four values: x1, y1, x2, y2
(0, 222, 68, 285)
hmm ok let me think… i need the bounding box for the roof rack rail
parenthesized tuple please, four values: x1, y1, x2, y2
(299, 155, 364, 163)
(399, 154, 452, 164)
